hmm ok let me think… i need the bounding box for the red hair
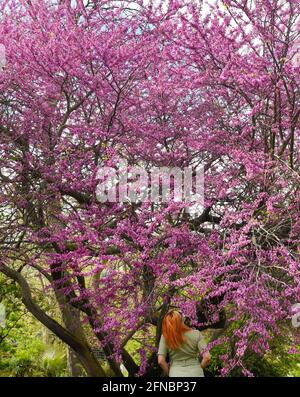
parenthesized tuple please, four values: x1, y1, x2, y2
(162, 310, 190, 350)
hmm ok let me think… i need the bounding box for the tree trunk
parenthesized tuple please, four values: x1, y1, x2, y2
(0, 262, 106, 377)
(67, 346, 86, 377)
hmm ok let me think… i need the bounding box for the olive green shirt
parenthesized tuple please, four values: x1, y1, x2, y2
(158, 329, 207, 365)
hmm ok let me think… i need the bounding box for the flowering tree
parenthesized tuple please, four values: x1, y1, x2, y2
(0, 0, 299, 376)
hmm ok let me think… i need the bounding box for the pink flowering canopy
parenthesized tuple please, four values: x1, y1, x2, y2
(0, 0, 299, 376)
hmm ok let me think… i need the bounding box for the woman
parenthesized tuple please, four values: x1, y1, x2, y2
(157, 310, 211, 377)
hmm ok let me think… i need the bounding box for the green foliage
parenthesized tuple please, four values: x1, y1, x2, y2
(126, 338, 142, 364)
(0, 322, 67, 377)
(40, 349, 67, 377)
(204, 344, 226, 377)
(0, 274, 67, 377)
(5, 340, 44, 377)
(205, 330, 300, 377)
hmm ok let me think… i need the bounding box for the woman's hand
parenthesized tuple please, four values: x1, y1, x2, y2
(158, 354, 169, 376)
(200, 351, 211, 369)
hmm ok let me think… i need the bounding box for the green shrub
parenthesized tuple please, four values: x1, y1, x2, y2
(41, 349, 67, 377)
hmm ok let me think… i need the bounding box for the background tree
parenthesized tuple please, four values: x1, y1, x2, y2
(0, 0, 299, 376)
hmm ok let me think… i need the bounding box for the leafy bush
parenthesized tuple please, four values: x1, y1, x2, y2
(41, 350, 67, 377)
